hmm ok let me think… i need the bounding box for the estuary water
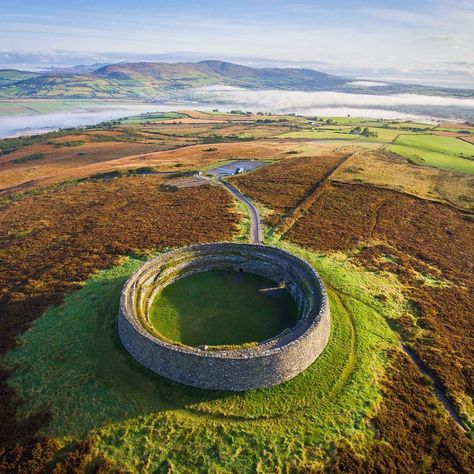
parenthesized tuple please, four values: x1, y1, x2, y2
(0, 103, 192, 139)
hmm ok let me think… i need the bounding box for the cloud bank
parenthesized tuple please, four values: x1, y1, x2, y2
(194, 86, 474, 121)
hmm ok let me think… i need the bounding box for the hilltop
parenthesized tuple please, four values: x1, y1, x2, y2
(1, 60, 473, 100)
(0, 60, 346, 99)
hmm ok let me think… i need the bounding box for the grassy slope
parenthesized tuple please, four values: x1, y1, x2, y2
(388, 134, 474, 174)
(395, 134, 474, 156)
(277, 130, 361, 140)
(234, 200, 251, 241)
(0, 61, 345, 99)
(0, 99, 117, 116)
(0, 70, 39, 86)
(119, 112, 187, 124)
(388, 144, 474, 174)
(5, 243, 405, 471)
(149, 270, 297, 346)
(332, 149, 474, 211)
(281, 125, 474, 174)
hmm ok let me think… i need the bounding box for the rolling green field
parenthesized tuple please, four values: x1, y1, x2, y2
(318, 117, 434, 130)
(4, 240, 406, 471)
(277, 130, 361, 140)
(277, 122, 474, 174)
(119, 111, 187, 124)
(149, 270, 297, 347)
(388, 134, 474, 174)
(387, 144, 474, 174)
(394, 134, 474, 157)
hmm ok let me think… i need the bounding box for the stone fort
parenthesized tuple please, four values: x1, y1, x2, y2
(118, 243, 330, 391)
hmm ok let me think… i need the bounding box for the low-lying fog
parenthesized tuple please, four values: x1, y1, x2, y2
(0, 104, 185, 139)
(1, 86, 474, 138)
(193, 86, 474, 123)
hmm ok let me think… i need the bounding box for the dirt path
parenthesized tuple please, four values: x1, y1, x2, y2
(401, 345, 468, 432)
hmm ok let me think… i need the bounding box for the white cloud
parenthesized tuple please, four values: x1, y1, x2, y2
(347, 81, 389, 88)
(0, 1, 473, 88)
(197, 86, 474, 109)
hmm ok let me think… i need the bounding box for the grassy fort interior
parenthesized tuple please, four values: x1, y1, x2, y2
(149, 270, 297, 347)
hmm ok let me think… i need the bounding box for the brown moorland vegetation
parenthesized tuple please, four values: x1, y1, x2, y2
(285, 181, 474, 418)
(331, 149, 474, 211)
(1, 114, 472, 470)
(0, 138, 321, 196)
(0, 176, 238, 469)
(0, 131, 198, 194)
(326, 351, 474, 473)
(229, 152, 350, 226)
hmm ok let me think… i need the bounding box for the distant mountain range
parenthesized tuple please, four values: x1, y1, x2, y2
(0, 60, 472, 100)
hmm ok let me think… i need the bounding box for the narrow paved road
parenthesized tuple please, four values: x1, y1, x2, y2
(220, 180, 263, 244)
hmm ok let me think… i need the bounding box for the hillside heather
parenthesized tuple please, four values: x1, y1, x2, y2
(0, 176, 238, 469)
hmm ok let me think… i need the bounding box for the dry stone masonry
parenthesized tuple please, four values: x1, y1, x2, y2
(118, 243, 330, 391)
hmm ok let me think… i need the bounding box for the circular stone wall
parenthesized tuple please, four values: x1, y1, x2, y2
(118, 243, 330, 391)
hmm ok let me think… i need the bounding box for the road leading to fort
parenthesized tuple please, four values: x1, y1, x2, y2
(220, 180, 263, 244)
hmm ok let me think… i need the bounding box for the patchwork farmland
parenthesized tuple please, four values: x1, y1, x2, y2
(0, 110, 473, 472)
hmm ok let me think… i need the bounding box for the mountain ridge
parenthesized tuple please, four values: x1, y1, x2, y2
(0, 60, 472, 100)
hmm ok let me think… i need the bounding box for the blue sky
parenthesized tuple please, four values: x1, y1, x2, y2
(1, 0, 473, 87)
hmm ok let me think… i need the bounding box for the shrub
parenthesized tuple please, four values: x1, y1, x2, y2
(13, 152, 45, 164)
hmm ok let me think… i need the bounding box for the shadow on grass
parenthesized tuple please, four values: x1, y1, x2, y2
(4, 252, 392, 443)
(4, 261, 236, 438)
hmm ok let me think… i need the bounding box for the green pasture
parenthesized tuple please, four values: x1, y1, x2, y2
(384, 121, 434, 130)
(388, 144, 474, 174)
(388, 134, 474, 174)
(149, 270, 297, 347)
(0, 99, 162, 116)
(276, 130, 361, 140)
(318, 116, 380, 126)
(0, 99, 112, 116)
(276, 126, 401, 142)
(434, 125, 474, 133)
(395, 134, 474, 157)
(367, 127, 403, 141)
(4, 238, 406, 471)
(119, 111, 187, 124)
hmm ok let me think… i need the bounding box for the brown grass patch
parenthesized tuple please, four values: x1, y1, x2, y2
(331, 149, 474, 211)
(287, 182, 472, 283)
(438, 122, 474, 131)
(286, 181, 473, 415)
(0, 139, 331, 196)
(152, 117, 228, 124)
(325, 351, 474, 473)
(0, 141, 167, 193)
(229, 152, 349, 226)
(0, 176, 238, 468)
